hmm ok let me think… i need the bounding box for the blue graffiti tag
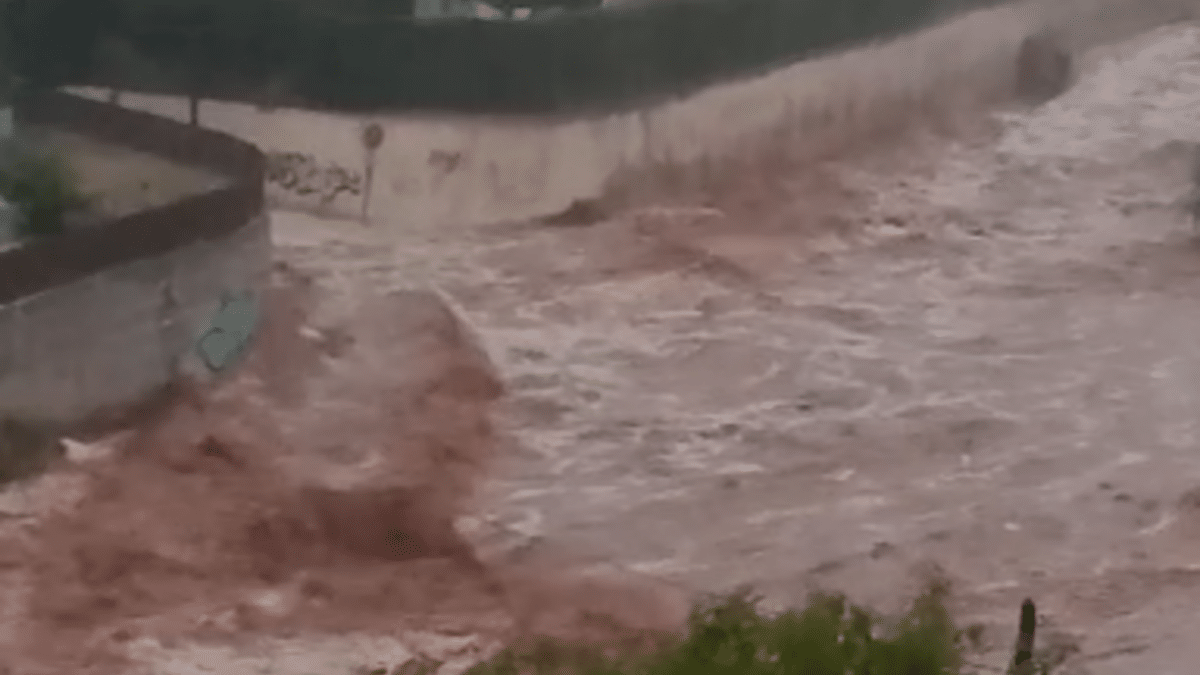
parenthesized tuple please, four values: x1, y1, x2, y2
(196, 290, 259, 373)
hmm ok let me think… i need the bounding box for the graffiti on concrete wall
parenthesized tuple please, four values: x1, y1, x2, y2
(265, 151, 363, 205)
(195, 289, 259, 373)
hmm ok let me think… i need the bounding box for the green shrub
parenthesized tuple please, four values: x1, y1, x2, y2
(0, 144, 90, 238)
(463, 583, 969, 675)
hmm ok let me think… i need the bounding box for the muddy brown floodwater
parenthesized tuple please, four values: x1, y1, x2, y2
(365, 23, 1200, 675)
(7, 19, 1200, 675)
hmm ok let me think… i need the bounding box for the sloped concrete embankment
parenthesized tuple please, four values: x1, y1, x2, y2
(68, 0, 1200, 231)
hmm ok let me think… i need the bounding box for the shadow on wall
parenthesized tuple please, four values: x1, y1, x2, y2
(64, 0, 1199, 231)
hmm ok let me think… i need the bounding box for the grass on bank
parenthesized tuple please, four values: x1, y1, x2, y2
(365, 582, 1047, 675)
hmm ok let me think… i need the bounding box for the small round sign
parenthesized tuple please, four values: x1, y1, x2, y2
(362, 123, 384, 150)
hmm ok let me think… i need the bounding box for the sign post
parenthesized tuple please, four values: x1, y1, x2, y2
(360, 123, 384, 226)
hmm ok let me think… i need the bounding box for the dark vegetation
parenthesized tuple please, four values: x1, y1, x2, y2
(0, 0, 1006, 116)
(0, 135, 91, 239)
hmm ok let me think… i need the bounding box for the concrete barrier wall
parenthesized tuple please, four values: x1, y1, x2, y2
(0, 215, 269, 425)
(0, 93, 269, 428)
(68, 0, 1199, 235)
(67, 0, 1200, 232)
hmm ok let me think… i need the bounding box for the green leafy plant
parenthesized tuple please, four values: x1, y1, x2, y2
(0, 144, 91, 238)
(463, 583, 970, 675)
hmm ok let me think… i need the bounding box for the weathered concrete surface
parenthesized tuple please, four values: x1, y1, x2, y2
(67, 0, 1200, 232)
(0, 213, 270, 426)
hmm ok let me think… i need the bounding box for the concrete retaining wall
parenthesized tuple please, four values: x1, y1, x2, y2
(67, 0, 1200, 233)
(0, 92, 269, 428)
(0, 215, 269, 425)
